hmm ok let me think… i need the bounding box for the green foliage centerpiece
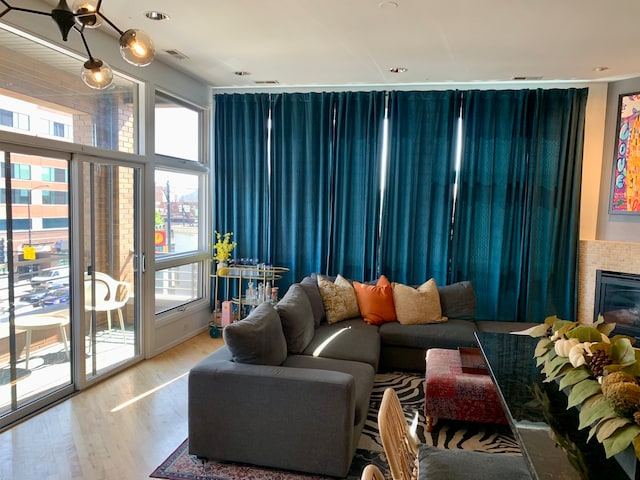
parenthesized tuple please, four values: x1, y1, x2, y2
(530, 315, 640, 460)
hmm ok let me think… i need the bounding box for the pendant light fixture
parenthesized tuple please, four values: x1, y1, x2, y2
(0, 0, 155, 90)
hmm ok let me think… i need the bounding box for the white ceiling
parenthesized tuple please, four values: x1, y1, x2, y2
(38, 0, 640, 89)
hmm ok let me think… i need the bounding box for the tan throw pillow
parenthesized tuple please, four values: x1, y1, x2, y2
(392, 278, 448, 325)
(317, 274, 361, 324)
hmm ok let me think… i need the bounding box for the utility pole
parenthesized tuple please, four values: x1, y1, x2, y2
(166, 180, 171, 253)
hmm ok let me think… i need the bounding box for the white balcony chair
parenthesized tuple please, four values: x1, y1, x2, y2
(84, 271, 130, 343)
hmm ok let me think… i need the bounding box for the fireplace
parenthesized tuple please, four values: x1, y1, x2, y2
(595, 270, 640, 342)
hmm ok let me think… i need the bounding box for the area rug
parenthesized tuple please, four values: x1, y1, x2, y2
(151, 372, 520, 480)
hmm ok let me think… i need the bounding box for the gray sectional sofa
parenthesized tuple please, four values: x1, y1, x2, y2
(188, 276, 536, 477)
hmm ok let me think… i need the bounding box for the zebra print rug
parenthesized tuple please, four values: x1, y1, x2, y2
(361, 372, 520, 455)
(151, 372, 520, 480)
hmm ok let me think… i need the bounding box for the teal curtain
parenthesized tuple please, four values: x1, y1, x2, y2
(452, 89, 587, 322)
(270, 93, 334, 289)
(380, 91, 460, 285)
(451, 90, 531, 320)
(213, 88, 587, 322)
(328, 91, 386, 281)
(213, 94, 271, 260)
(521, 88, 588, 322)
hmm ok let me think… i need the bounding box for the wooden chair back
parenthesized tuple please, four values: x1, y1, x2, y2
(378, 388, 419, 480)
(361, 464, 386, 480)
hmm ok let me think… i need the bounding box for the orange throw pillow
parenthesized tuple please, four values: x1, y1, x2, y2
(353, 275, 397, 325)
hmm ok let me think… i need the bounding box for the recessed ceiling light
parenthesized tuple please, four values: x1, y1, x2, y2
(145, 11, 170, 21)
(235, 71, 251, 76)
(593, 66, 609, 72)
(389, 67, 407, 73)
(378, 1, 399, 8)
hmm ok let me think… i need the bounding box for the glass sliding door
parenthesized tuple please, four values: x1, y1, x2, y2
(82, 161, 141, 381)
(0, 147, 73, 427)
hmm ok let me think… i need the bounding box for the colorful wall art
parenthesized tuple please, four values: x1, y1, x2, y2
(611, 92, 640, 213)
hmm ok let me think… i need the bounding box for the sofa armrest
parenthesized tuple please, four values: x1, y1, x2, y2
(188, 348, 358, 477)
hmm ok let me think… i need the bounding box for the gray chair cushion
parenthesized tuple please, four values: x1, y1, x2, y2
(438, 281, 477, 320)
(276, 283, 315, 353)
(300, 276, 326, 327)
(223, 302, 287, 365)
(418, 445, 532, 479)
(379, 319, 478, 350)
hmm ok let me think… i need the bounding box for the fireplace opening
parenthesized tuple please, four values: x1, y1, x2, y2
(595, 270, 640, 342)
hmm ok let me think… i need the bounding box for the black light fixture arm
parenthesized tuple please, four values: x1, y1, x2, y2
(90, 0, 125, 37)
(95, 12, 123, 36)
(77, 26, 95, 60)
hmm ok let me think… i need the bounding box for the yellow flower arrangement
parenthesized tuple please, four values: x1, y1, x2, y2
(213, 231, 237, 262)
(530, 315, 640, 460)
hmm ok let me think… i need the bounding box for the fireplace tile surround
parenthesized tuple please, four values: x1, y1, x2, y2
(578, 240, 640, 324)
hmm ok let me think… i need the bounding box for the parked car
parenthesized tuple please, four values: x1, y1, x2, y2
(41, 287, 70, 307)
(29, 267, 69, 289)
(21, 287, 51, 306)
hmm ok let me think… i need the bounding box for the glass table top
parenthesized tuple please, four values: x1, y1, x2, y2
(475, 331, 634, 480)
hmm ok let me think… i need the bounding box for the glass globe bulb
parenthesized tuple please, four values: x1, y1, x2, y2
(81, 58, 113, 89)
(73, 1, 102, 28)
(119, 29, 155, 66)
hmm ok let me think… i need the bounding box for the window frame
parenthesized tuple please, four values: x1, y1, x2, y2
(154, 91, 202, 162)
(152, 90, 210, 318)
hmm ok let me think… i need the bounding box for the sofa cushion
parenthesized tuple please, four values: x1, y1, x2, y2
(276, 283, 315, 354)
(379, 319, 478, 350)
(353, 275, 397, 325)
(392, 279, 447, 325)
(438, 281, 477, 320)
(223, 302, 288, 365)
(282, 354, 375, 426)
(300, 275, 326, 327)
(317, 274, 361, 324)
(302, 319, 380, 370)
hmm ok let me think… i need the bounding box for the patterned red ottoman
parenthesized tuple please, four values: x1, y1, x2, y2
(424, 348, 507, 431)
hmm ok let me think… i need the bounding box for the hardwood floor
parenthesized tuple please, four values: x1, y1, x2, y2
(0, 332, 224, 480)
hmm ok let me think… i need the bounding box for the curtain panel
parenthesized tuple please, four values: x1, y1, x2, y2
(380, 90, 460, 286)
(452, 88, 588, 322)
(269, 93, 335, 288)
(328, 91, 386, 281)
(452, 90, 533, 321)
(213, 93, 271, 259)
(521, 88, 588, 323)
